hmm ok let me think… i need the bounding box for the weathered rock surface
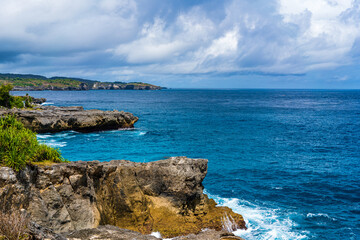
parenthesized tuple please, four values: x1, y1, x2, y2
(0, 157, 246, 238)
(64, 225, 158, 240)
(28, 224, 245, 240)
(62, 226, 245, 240)
(0, 105, 138, 133)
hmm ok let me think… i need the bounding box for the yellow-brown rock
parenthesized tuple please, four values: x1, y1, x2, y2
(0, 157, 246, 238)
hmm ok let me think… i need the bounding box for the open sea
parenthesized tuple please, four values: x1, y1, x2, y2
(14, 89, 360, 240)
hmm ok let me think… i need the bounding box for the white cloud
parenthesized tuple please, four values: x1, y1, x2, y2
(0, 0, 138, 52)
(204, 28, 240, 58)
(0, 0, 360, 83)
(111, 8, 215, 63)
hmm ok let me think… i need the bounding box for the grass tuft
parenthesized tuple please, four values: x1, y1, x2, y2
(0, 210, 30, 240)
(0, 115, 67, 171)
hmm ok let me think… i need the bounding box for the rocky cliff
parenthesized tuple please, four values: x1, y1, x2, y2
(0, 157, 246, 238)
(0, 105, 138, 133)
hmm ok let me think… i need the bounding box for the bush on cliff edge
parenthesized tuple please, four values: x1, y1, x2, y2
(0, 115, 66, 170)
(0, 84, 26, 109)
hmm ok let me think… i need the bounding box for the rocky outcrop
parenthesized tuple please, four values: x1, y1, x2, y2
(0, 105, 138, 133)
(31, 97, 47, 104)
(28, 224, 245, 240)
(63, 226, 244, 240)
(64, 225, 158, 240)
(0, 157, 246, 238)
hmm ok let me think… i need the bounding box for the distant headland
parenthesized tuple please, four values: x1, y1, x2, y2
(0, 73, 165, 91)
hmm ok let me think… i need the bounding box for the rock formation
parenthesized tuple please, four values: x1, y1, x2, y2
(0, 105, 138, 133)
(28, 223, 245, 240)
(0, 157, 246, 238)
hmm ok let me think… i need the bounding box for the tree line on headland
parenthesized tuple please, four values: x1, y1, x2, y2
(0, 73, 165, 91)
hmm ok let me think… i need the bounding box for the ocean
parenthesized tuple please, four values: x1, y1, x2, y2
(14, 89, 360, 239)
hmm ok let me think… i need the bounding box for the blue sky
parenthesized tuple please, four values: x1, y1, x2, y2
(0, 0, 360, 88)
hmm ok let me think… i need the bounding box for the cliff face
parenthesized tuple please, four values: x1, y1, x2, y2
(0, 106, 138, 133)
(0, 157, 246, 238)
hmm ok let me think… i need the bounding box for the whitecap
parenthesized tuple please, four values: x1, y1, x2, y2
(86, 133, 100, 138)
(41, 102, 54, 105)
(37, 134, 52, 139)
(38, 139, 67, 148)
(53, 132, 76, 139)
(306, 213, 336, 221)
(138, 131, 147, 136)
(205, 191, 309, 240)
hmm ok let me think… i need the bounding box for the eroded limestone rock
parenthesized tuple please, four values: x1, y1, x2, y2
(0, 157, 246, 238)
(0, 105, 138, 133)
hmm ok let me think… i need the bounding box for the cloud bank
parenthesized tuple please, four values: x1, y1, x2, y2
(0, 0, 359, 87)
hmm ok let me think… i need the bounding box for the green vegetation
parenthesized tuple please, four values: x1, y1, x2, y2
(0, 73, 163, 90)
(0, 84, 27, 108)
(0, 77, 81, 88)
(0, 115, 66, 171)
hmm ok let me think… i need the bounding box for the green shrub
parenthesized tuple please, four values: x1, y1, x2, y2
(0, 115, 66, 170)
(0, 84, 13, 108)
(11, 96, 25, 108)
(0, 84, 36, 109)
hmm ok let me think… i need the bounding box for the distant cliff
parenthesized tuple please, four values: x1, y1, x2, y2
(0, 73, 165, 91)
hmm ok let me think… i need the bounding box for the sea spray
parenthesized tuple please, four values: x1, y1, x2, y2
(206, 191, 309, 240)
(221, 213, 239, 232)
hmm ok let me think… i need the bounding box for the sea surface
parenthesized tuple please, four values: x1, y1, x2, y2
(14, 89, 360, 240)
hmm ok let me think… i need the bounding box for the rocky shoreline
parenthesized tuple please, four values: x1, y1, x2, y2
(0, 157, 246, 239)
(0, 105, 138, 133)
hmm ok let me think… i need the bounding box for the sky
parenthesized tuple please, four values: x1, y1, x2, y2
(0, 0, 360, 88)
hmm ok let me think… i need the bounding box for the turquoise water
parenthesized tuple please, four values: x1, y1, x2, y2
(15, 89, 360, 239)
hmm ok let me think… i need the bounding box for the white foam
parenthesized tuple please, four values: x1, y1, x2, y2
(306, 213, 336, 221)
(37, 134, 52, 139)
(38, 139, 67, 148)
(53, 132, 76, 139)
(150, 232, 162, 238)
(41, 102, 54, 105)
(205, 191, 309, 240)
(138, 131, 147, 136)
(116, 128, 137, 131)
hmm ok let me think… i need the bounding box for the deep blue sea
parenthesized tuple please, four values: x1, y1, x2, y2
(14, 89, 360, 240)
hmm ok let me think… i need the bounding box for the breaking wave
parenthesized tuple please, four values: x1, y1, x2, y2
(206, 191, 309, 240)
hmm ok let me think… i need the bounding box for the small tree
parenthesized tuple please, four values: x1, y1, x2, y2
(0, 84, 29, 109)
(0, 84, 13, 108)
